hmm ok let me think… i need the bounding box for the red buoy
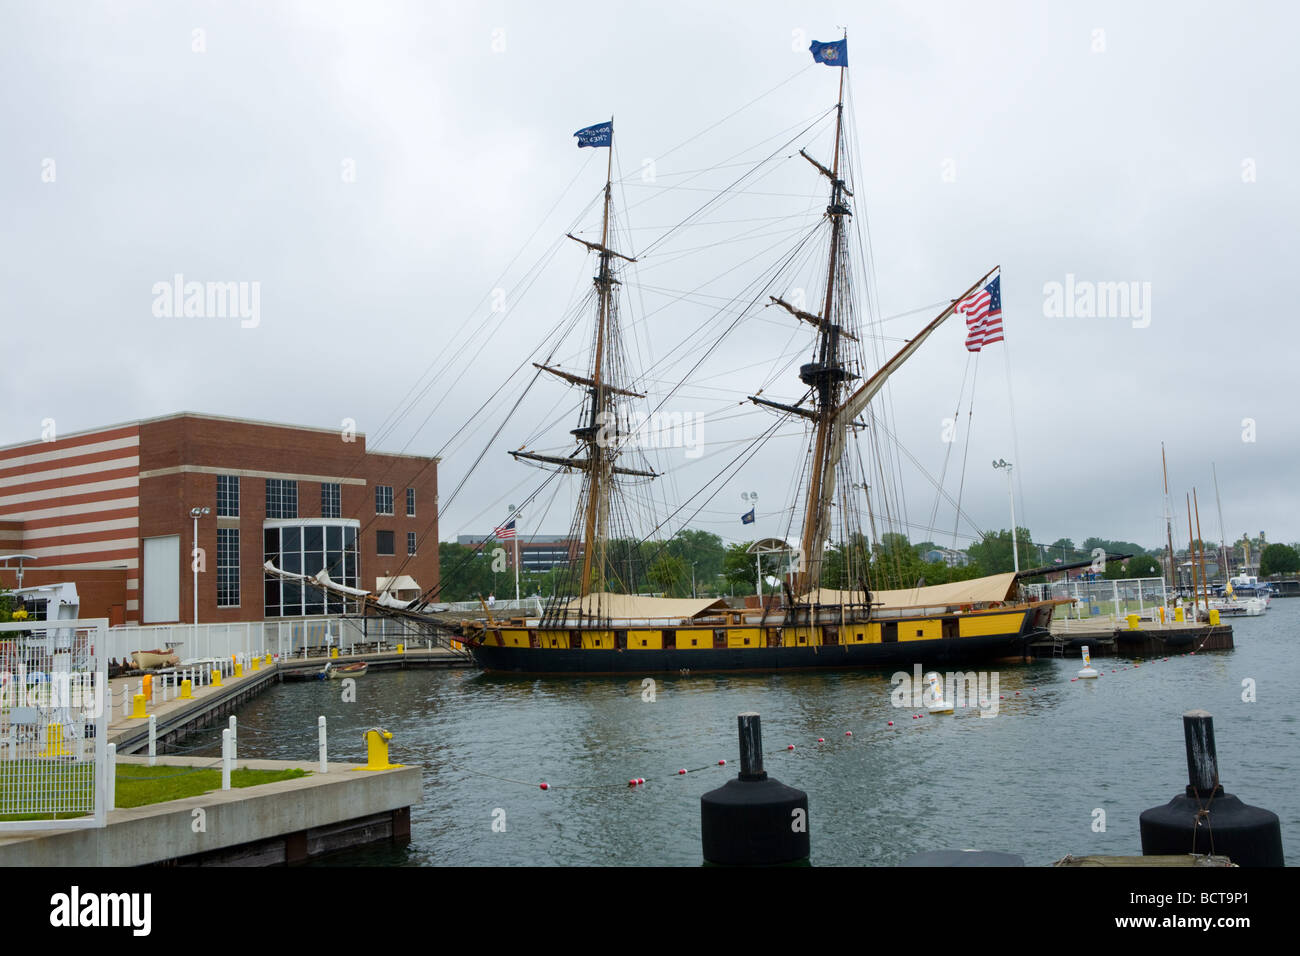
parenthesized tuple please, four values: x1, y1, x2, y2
(678, 769, 687, 775)
(787, 744, 795, 750)
(539, 782, 549, 790)
(887, 721, 894, 726)
(817, 738, 824, 743)
(718, 759, 726, 766)
(845, 731, 853, 736)
(629, 779, 637, 787)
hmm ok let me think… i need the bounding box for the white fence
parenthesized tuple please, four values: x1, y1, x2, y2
(1022, 576, 1169, 620)
(0, 618, 109, 830)
(102, 615, 446, 665)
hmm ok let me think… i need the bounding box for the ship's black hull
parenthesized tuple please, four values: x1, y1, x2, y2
(465, 631, 1040, 675)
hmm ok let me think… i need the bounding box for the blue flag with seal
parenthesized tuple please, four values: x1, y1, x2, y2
(810, 38, 848, 67)
(574, 121, 612, 148)
(741, 508, 755, 525)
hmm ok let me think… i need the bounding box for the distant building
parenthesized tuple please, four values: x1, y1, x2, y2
(923, 547, 970, 568)
(0, 413, 438, 624)
(457, 534, 580, 572)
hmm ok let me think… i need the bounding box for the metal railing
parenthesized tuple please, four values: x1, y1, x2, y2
(103, 615, 461, 664)
(1, 618, 109, 830)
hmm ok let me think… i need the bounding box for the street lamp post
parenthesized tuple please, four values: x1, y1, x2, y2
(189, 506, 210, 624)
(992, 460, 1019, 574)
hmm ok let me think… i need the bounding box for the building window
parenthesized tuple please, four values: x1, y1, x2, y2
(217, 528, 240, 607)
(266, 479, 298, 519)
(377, 530, 395, 555)
(375, 485, 393, 515)
(321, 483, 341, 519)
(263, 521, 358, 617)
(407, 531, 417, 556)
(406, 488, 415, 516)
(216, 475, 239, 517)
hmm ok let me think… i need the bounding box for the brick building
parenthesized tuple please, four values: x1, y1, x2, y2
(0, 413, 438, 625)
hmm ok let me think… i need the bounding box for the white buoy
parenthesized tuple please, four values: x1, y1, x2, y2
(925, 671, 954, 714)
(1077, 645, 1099, 679)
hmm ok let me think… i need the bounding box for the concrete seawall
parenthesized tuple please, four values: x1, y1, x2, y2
(0, 756, 421, 866)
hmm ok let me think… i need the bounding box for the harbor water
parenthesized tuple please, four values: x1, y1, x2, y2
(202, 601, 1299, 866)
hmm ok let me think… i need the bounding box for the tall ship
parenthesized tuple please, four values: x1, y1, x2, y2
(447, 38, 1068, 674)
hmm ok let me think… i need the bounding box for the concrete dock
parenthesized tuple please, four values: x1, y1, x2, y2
(0, 755, 420, 866)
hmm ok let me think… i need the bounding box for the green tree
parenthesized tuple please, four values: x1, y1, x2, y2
(966, 527, 1034, 575)
(648, 553, 688, 596)
(1260, 543, 1300, 578)
(436, 541, 495, 602)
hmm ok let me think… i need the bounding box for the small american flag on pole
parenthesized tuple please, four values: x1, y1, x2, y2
(493, 519, 516, 539)
(957, 274, 1004, 352)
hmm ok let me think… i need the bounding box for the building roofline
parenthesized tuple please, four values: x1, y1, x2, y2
(0, 411, 439, 462)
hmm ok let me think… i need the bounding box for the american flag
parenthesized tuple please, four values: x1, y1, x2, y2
(494, 519, 516, 539)
(957, 274, 1004, 352)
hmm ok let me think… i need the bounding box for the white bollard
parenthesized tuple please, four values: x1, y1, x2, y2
(318, 715, 327, 773)
(152, 676, 159, 705)
(107, 742, 117, 810)
(122, 686, 130, 718)
(228, 715, 237, 759)
(221, 729, 231, 790)
(148, 715, 157, 766)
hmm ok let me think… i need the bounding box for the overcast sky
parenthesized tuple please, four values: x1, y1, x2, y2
(3, 1, 1296, 555)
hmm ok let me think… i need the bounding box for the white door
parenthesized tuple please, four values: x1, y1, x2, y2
(142, 534, 181, 623)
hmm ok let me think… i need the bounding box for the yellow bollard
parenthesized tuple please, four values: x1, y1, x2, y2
(234, 662, 243, 678)
(211, 668, 222, 688)
(251, 656, 259, 671)
(180, 678, 193, 699)
(131, 693, 147, 719)
(353, 728, 403, 772)
(1209, 608, 1221, 626)
(39, 723, 72, 757)
(331, 647, 339, 659)
(1174, 607, 1184, 622)
(265, 653, 272, 666)
(1159, 606, 1166, 624)
(397, 643, 404, 654)
(142, 674, 153, 699)
(1126, 613, 1140, 631)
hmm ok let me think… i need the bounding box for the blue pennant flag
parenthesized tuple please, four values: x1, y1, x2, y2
(741, 508, 756, 525)
(810, 38, 848, 67)
(574, 121, 612, 148)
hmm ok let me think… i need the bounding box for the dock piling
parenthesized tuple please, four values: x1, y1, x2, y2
(319, 716, 328, 773)
(148, 715, 156, 766)
(700, 712, 810, 866)
(1139, 709, 1284, 866)
(221, 729, 232, 790)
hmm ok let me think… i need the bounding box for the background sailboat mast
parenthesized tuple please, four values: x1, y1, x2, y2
(796, 66, 848, 596)
(579, 120, 616, 595)
(1162, 444, 1176, 591)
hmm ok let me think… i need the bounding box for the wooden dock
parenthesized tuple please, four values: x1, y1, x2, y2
(1029, 617, 1234, 658)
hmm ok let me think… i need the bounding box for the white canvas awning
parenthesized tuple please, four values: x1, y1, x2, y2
(563, 592, 730, 621)
(805, 572, 1018, 610)
(376, 575, 421, 594)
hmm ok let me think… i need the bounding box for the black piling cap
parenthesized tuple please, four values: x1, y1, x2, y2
(1139, 709, 1284, 867)
(701, 712, 809, 866)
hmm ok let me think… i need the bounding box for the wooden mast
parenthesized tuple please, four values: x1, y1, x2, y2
(1194, 488, 1209, 616)
(1186, 494, 1199, 619)
(795, 65, 849, 597)
(579, 121, 616, 596)
(1162, 444, 1177, 593)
